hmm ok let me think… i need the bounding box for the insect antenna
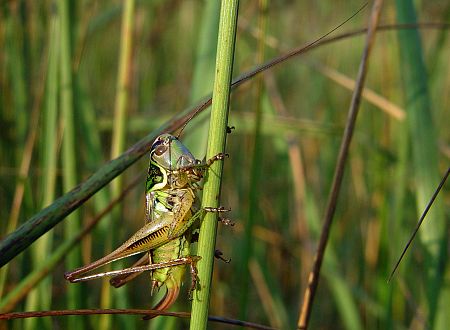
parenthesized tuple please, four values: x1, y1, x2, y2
(388, 166, 450, 282)
(175, 107, 202, 140)
(169, 135, 173, 173)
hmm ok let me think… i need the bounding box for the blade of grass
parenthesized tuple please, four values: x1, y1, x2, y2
(388, 167, 450, 282)
(23, 9, 59, 330)
(4, 3, 28, 152)
(395, 1, 448, 328)
(249, 258, 288, 329)
(0, 37, 47, 300)
(58, 0, 83, 327)
(190, 1, 239, 329)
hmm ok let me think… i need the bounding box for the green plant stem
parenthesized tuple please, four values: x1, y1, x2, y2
(190, 1, 239, 329)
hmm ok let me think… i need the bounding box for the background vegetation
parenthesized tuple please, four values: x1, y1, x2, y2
(0, 1, 449, 329)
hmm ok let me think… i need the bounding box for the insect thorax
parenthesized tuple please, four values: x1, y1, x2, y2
(167, 166, 205, 189)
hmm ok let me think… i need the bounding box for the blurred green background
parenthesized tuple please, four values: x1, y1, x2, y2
(0, 0, 449, 329)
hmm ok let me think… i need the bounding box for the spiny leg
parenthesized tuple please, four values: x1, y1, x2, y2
(109, 254, 149, 288)
(66, 257, 197, 283)
(172, 152, 228, 177)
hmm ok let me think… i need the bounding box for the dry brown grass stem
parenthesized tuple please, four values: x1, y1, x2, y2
(297, 0, 385, 328)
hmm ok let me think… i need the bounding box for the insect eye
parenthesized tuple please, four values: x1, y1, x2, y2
(154, 145, 167, 156)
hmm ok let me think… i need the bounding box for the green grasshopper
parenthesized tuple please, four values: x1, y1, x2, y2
(65, 133, 228, 316)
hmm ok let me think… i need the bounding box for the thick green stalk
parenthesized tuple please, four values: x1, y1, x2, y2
(190, 1, 239, 329)
(395, 1, 447, 328)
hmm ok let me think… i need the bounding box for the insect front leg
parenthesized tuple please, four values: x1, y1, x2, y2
(182, 152, 229, 178)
